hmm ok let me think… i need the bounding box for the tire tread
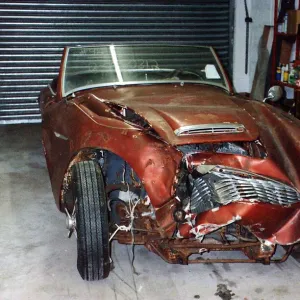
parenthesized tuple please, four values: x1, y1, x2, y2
(73, 160, 109, 281)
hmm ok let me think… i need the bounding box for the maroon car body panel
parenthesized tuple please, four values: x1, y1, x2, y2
(39, 45, 300, 265)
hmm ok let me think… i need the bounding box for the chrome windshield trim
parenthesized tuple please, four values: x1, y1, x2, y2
(63, 80, 228, 98)
(61, 47, 69, 98)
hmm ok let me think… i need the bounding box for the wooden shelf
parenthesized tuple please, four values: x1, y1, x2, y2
(276, 32, 297, 37)
(274, 80, 300, 89)
(276, 33, 297, 41)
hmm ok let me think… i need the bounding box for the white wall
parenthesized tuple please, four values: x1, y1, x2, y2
(233, 0, 274, 92)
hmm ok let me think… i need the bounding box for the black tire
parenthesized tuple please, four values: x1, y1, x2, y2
(71, 160, 110, 280)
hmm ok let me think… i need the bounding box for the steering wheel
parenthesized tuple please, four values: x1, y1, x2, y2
(163, 69, 205, 80)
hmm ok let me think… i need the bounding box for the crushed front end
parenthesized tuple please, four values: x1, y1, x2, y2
(108, 141, 300, 265)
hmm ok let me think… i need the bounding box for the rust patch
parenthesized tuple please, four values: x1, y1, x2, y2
(81, 131, 92, 147)
(145, 159, 155, 168)
(97, 131, 110, 143)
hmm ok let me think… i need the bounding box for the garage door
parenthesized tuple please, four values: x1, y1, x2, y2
(0, 0, 234, 124)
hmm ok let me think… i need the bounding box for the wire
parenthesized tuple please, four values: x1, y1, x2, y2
(109, 167, 142, 274)
(109, 197, 141, 242)
(109, 224, 131, 241)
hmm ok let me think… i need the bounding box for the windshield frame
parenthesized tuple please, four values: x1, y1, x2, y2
(58, 44, 233, 99)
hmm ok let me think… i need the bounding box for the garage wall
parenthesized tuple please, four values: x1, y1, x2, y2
(233, 0, 274, 92)
(0, 0, 234, 124)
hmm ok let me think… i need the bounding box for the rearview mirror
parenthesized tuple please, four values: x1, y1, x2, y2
(263, 86, 283, 103)
(205, 64, 220, 79)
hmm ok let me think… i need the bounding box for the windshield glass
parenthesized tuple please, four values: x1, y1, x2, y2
(62, 45, 229, 96)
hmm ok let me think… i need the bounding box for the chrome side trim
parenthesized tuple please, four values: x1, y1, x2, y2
(174, 123, 245, 136)
(47, 83, 56, 96)
(54, 131, 68, 141)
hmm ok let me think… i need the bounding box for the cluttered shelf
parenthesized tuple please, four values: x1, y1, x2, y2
(273, 9, 300, 92)
(272, 2, 300, 118)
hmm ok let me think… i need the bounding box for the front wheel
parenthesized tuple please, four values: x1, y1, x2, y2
(71, 160, 110, 280)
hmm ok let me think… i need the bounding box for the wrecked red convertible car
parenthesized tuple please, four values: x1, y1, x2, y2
(39, 45, 300, 280)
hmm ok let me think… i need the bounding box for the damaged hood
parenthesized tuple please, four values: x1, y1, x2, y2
(82, 84, 259, 145)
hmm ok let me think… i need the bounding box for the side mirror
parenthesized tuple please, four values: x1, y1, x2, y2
(263, 86, 283, 103)
(204, 64, 220, 79)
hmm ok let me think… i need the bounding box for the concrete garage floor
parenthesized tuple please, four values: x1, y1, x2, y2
(1, 124, 300, 300)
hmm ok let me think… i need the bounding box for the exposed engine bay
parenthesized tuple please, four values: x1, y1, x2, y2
(95, 143, 300, 265)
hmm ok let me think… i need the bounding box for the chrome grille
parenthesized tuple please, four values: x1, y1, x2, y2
(174, 123, 245, 136)
(190, 177, 216, 213)
(190, 166, 300, 214)
(213, 172, 300, 206)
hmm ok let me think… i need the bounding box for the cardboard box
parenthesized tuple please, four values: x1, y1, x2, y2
(280, 40, 293, 65)
(287, 10, 300, 34)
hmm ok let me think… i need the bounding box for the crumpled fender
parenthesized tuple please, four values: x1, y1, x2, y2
(49, 100, 182, 211)
(235, 99, 300, 190)
(185, 202, 300, 245)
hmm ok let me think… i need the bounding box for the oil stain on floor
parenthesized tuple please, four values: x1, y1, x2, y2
(215, 283, 235, 300)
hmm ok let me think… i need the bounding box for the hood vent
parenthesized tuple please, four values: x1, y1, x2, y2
(174, 123, 245, 136)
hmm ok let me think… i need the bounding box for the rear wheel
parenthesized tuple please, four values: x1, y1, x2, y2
(71, 160, 110, 280)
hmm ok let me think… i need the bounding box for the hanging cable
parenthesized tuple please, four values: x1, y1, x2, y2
(244, 0, 253, 74)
